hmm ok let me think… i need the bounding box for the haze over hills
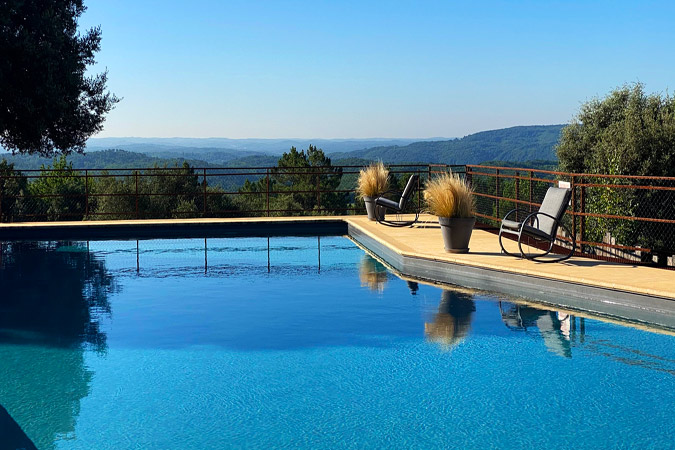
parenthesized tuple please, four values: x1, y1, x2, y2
(1, 125, 564, 171)
(83, 138, 438, 156)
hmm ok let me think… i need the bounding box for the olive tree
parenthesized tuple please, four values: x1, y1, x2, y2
(556, 83, 675, 263)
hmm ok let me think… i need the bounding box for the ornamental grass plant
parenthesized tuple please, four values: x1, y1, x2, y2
(356, 161, 389, 198)
(423, 173, 476, 218)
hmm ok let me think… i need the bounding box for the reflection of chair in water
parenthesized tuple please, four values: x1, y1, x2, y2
(425, 289, 476, 351)
(499, 301, 572, 358)
(406, 281, 419, 296)
(359, 255, 388, 292)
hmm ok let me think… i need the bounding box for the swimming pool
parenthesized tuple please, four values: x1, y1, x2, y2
(0, 237, 673, 449)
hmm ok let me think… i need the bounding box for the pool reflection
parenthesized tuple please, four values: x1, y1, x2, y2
(425, 289, 476, 351)
(499, 301, 576, 358)
(359, 254, 388, 292)
(0, 241, 116, 449)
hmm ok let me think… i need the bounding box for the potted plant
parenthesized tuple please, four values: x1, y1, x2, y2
(423, 173, 476, 253)
(356, 161, 389, 221)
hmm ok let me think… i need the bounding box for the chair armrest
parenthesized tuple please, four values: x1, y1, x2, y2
(501, 208, 532, 221)
(522, 211, 561, 234)
(375, 189, 402, 199)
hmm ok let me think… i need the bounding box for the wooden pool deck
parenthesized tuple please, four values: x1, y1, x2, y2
(2, 215, 674, 328)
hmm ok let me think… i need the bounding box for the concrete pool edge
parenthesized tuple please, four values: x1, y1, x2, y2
(0, 217, 348, 240)
(346, 222, 675, 330)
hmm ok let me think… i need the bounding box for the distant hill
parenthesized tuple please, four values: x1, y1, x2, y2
(328, 125, 564, 164)
(83, 138, 439, 156)
(0, 149, 169, 170)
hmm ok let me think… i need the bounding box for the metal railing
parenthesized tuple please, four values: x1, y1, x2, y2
(466, 165, 675, 267)
(0, 162, 672, 266)
(0, 164, 463, 221)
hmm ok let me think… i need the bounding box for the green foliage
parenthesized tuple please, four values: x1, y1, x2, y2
(29, 156, 87, 220)
(329, 125, 564, 164)
(89, 162, 239, 219)
(0, 0, 119, 156)
(237, 145, 347, 216)
(0, 160, 29, 222)
(557, 83, 675, 177)
(557, 83, 675, 258)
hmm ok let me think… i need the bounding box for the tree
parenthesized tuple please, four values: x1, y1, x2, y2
(557, 83, 675, 177)
(0, 0, 119, 156)
(0, 160, 29, 222)
(90, 162, 239, 219)
(272, 145, 346, 214)
(237, 145, 347, 216)
(556, 83, 675, 262)
(29, 155, 86, 220)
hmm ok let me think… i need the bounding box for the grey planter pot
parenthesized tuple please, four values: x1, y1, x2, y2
(363, 196, 386, 221)
(438, 216, 476, 253)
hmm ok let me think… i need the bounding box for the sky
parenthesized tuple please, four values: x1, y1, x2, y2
(80, 0, 675, 139)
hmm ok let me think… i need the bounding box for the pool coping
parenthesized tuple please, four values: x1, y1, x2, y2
(2, 216, 674, 329)
(345, 220, 675, 330)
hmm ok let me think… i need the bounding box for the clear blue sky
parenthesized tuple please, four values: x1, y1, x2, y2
(81, 0, 675, 139)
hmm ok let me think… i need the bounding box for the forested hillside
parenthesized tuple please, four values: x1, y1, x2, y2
(329, 125, 564, 164)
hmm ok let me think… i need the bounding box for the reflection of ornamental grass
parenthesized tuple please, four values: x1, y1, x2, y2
(423, 173, 475, 218)
(424, 314, 471, 351)
(357, 162, 389, 198)
(359, 255, 388, 292)
(425, 290, 475, 351)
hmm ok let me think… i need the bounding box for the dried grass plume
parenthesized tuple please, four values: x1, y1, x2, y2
(356, 161, 389, 198)
(423, 173, 476, 218)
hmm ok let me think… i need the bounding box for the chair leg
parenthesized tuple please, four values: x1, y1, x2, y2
(519, 235, 554, 261)
(377, 209, 420, 227)
(498, 229, 522, 258)
(520, 223, 576, 263)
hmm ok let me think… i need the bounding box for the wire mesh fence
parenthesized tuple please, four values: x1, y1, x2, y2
(466, 165, 675, 267)
(0, 164, 440, 221)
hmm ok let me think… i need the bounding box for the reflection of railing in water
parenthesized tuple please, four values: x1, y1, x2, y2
(121, 236, 324, 274)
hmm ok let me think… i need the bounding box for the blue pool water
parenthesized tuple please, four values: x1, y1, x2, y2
(0, 237, 674, 449)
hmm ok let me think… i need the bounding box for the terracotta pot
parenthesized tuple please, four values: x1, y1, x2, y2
(438, 216, 476, 253)
(363, 196, 386, 221)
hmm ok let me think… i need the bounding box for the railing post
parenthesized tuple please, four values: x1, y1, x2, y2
(135, 171, 139, 219)
(515, 171, 520, 222)
(203, 168, 208, 217)
(316, 169, 321, 215)
(495, 169, 500, 220)
(0, 173, 4, 223)
(580, 179, 586, 245)
(85, 169, 89, 218)
(571, 175, 577, 247)
(417, 169, 421, 211)
(529, 170, 534, 213)
(266, 169, 270, 217)
(465, 165, 472, 186)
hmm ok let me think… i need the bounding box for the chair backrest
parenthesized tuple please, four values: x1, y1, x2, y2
(398, 174, 419, 209)
(536, 187, 572, 236)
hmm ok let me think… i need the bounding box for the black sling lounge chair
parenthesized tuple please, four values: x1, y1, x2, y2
(374, 174, 420, 227)
(498, 186, 575, 262)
